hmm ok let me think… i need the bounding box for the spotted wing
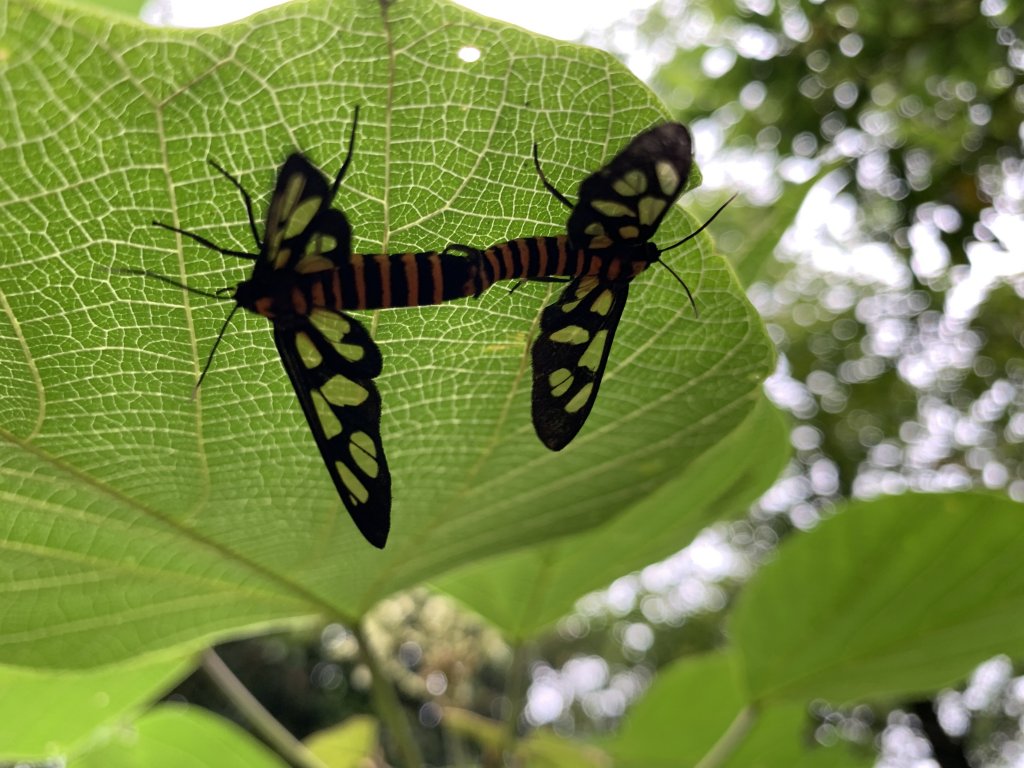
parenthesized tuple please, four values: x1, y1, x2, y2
(566, 123, 692, 252)
(274, 308, 390, 548)
(259, 153, 352, 277)
(531, 276, 630, 451)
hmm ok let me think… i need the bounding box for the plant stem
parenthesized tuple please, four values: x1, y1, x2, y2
(354, 621, 423, 767)
(201, 648, 324, 768)
(910, 700, 972, 768)
(500, 641, 530, 756)
(694, 703, 758, 768)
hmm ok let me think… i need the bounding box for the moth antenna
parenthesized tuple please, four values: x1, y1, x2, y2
(329, 105, 360, 200)
(152, 221, 257, 261)
(108, 267, 233, 301)
(658, 193, 737, 255)
(532, 142, 574, 210)
(656, 260, 699, 318)
(191, 304, 242, 400)
(206, 159, 262, 250)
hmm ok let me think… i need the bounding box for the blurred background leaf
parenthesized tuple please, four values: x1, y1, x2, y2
(0, 652, 194, 763)
(74, 703, 290, 768)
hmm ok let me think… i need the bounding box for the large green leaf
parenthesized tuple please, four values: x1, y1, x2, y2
(77, 0, 148, 17)
(436, 393, 786, 638)
(607, 650, 871, 768)
(607, 492, 1024, 767)
(0, 0, 771, 669)
(0, 652, 194, 762)
(598, 493, 1024, 768)
(74, 702, 289, 768)
(443, 706, 613, 767)
(304, 714, 379, 767)
(607, 651, 745, 768)
(732, 492, 1024, 703)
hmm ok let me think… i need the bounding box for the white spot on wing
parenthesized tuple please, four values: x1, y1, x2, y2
(655, 160, 680, 196)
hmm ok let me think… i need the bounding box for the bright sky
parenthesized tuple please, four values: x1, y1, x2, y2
(142, 0, 656, 39)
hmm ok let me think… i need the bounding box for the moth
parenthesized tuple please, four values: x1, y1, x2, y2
(475, 124, 723, 450)
(123, 109, 478, 548)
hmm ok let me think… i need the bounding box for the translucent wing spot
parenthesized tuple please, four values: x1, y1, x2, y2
(312, 391, 343, 438)
(577, 276, 600, 295)
(269, 228, 284, 254)
(584, 222, 607, 236)
(295, 332, 323, 368)
(589, 235, 613, 249)
(303, 233, 339, 260)
(592, 289, 614, 316)
(273, 246, 292, 269)
(591, 200, 636, 218)
(320, 233, 339, 253)
(281, 173, 305, 218)
(579, 330, 608, 371)
(296, 255, 334, 274)
(612, 169, 648, 197)
(284, 196, 322, 239)
(549, 368, 573, 398)
(618, 225, 640, 239)
(655, 161, 680, 196)
(549, 325, 590, 345)
(638, 197, 668, 225)
(337, 343, 365, 362)
(350, 431, 380, 477)
(565, 383, 594, 414)
(310, 309, 352, 340)
(321, 375, 369, 406)
(336, 461, 370, 504)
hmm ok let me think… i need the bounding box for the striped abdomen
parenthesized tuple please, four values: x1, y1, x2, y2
(475, 235, 654, 293)
(253, 249, 481, 318)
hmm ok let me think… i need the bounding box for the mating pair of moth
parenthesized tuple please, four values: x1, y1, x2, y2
(126, 109, 714, 549)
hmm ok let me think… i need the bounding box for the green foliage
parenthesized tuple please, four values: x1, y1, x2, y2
(733, 493, 1024, 704)
(627, 0, 1024, 763)
(436, 394, 787, 638)
(0, 0, 773, 763)
(606, 492, 1024, 766)
(3, 0, 1020, 765)
(0, 0, 769, 671)
(74, 703, 290, 767)
(0, 652, 194, 761)
(638, 0, 1024, 503)
(647, 0, 1022, 260)
(304, 715, 380, 767)
(608, 650, 873, 768)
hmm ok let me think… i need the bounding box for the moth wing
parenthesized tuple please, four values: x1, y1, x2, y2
(531, 277, 630, 450)
(566, 123, 692, 251)
(261, 154, 352, 275)
(274, 308, 390, 548)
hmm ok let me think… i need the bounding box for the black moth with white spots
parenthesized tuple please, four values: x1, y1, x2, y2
(139, 111, 480, 548)
(149, 115, 394, 549)
(474, 124, 694, 450)
(125, 119, 699, 545)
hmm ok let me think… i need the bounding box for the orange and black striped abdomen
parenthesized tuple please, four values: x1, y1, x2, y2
(293, 250, 479, 312)
(477, 235, 649, 292)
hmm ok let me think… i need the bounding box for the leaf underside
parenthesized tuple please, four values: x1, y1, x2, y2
(0, 0, 773, 669)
